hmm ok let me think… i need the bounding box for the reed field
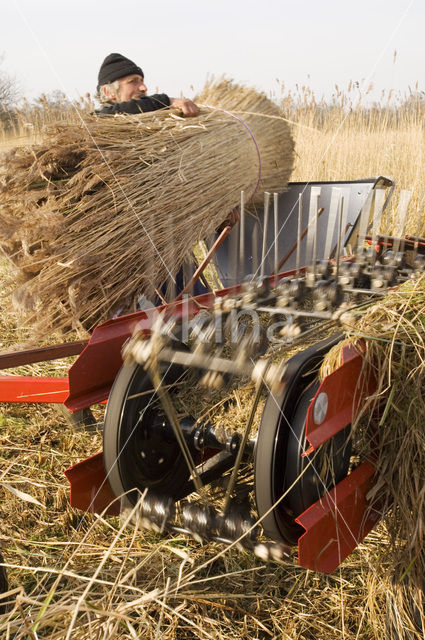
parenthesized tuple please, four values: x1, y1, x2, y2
(0, 83, 424, 639)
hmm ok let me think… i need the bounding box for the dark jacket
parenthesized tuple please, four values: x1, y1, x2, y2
(97, 94, 170, 115)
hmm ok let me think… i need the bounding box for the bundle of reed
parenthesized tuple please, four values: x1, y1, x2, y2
(0, 80, 294, 337)
(321, 275, 425, 597)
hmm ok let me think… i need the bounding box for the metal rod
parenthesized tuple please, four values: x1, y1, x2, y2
(0, 340, 88, 369)
(371, 188, 387, 266)
(324, 188, 340, 260)
(273, 193, 279, 285)
(221, 366, 268, 513)
(239, 190, 245, 281)
(312, 203, 319, 281)
(260, 192, 271, 278)
(306, 187, 321, 274)
(252, 222, 259, 275)
(150, 367, 203, 494)
(355, 189, 373, 257)
(296, 193, 303, 277)
(335, 195, 344, 283)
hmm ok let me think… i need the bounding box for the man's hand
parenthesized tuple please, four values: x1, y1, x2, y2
(170, 97, 200, 117)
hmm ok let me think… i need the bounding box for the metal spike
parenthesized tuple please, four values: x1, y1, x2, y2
(296, 192, 303, 277)
(260, 192, 271, 278)
(229, 220, 238, 286)
(335, 195, 344, 283)
(371, 188, 387, 265)
(306, 187, 321, 271)
(329, 187, 351, 259)
(371, 187, 387, 238)
(324, 188, 341, 260)
(273, 193, 279, 285)
(239, 190, 245, 281)
(355, 188, 373, 257)
(252, 222, 259, 275)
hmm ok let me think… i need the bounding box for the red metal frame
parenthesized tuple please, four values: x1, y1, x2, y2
(296, 461, 379, 573)
(0, 376, 70, 403)
(64, 452, 119, 516)
(304, 341, 375, 454)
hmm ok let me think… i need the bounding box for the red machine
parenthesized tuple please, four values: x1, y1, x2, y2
(1, 178, 421, 575)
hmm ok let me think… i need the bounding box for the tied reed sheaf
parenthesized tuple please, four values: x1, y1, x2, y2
(0, 80, 294, 336)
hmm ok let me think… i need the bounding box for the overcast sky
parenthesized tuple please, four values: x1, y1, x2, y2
(1, 0, 422, 105)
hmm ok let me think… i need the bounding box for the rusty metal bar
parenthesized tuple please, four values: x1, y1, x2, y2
(0, 340, 88, 370)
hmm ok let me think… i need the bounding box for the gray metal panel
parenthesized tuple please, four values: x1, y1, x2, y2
(212, 179, 393, 288)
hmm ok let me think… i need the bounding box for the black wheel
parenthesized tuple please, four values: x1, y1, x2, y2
(254, 334, 350, 546)
(283, 379, 351, 516)
(103, 361, 191, 506)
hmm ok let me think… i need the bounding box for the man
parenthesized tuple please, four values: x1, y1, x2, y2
(96, 53, 238, 303)
(96, 52, 199, 117)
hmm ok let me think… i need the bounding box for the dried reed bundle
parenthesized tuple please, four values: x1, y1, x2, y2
(0, 80, 294, 336)
(321, 275, 425, 597)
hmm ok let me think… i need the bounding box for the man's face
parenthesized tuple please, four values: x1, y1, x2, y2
(116, 74, 147, 102)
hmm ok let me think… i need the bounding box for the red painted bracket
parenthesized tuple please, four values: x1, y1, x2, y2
(296, 461, 380, 573)
(304, 342, 375, 454)
(0, 376, 70, 403)
(64, 452, 120, 516)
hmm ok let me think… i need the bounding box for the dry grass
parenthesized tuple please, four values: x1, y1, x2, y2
(1, 83, 425, 638)
(286, 84, 425, 235)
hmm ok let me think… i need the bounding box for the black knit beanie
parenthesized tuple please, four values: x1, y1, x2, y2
(97, 53, 144, 91)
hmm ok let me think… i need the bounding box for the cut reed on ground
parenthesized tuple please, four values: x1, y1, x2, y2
(0, 80, 294, 337)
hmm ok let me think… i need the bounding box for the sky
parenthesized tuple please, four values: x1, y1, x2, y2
(1, 0, 423, 105)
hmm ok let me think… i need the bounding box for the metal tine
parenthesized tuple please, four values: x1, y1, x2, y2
(296, 193, 303, 278)
(306, 187, 321, 273)
(229, 215, 239, 285)
(273, 193, 279, 285)
(339, 187, 350, 256)
(260, 192, 271, 278)
(252, 222, 259, 275)
(355, 188, 374, 257)
(324, 187, 341, 260)
(371, 188, 387, 237)
(392, 189, 411, 255)
(371, 188, 387, 263)
(335, 194, 344, 283)
(239, 190, 245, 282)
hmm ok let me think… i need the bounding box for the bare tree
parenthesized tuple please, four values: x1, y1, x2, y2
(0, 54, 19, 107)
(0, 54, 19, 132)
